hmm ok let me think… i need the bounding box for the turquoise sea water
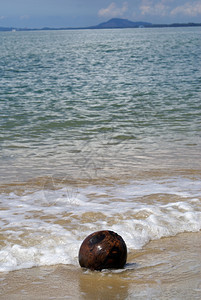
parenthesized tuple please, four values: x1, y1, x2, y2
(0, 27, 201, 291)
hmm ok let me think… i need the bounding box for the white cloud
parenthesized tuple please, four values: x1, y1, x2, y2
(140, 0, 169, 16)
(171, 1, 201, 17)
(0, 16, 6, 20)
(139, 0, 201, 18)
(98, 2, 128, 18)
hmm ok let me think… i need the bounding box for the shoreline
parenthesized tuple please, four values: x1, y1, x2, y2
(1, 231, 200, 299)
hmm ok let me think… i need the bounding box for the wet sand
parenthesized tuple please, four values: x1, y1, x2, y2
(0, 231, 200, 299)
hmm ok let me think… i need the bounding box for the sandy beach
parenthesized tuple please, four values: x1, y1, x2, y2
(1, 231, 200, 299)
(1, 27, 201, 300)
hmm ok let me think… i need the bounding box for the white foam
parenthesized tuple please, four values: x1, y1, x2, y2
(0, 176, 200, 272)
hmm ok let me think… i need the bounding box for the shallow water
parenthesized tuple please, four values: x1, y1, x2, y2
(0, 27, 201, 298)
(1, 232, 201, 299)
(0, 175, 201, 272)
(0, 27, 201, 183)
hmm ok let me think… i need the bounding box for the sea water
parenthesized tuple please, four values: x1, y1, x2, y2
(0, 27, 201, 273)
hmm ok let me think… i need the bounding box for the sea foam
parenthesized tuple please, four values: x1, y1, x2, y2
(0, 177, 200, 272)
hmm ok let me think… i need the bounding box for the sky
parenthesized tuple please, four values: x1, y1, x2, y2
(1, 0, 201, 28)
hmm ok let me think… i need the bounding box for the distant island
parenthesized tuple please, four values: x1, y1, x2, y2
(1, 18, 201, 32)
(88, 18, 152, 29)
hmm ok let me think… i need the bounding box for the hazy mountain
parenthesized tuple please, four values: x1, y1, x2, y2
(89, 18, 152, 29)
(1, 18, 201, 31)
